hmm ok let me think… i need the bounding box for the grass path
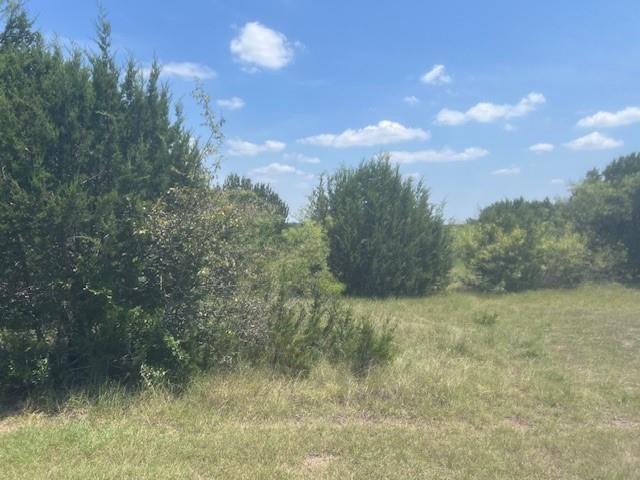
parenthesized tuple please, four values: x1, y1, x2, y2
(1, 284, 639, 478)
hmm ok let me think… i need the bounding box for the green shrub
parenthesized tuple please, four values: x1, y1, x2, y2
(0, 6, 217, 392)
(538, 229, 590, 288)
(568, 155, 640, 281)
(308, 154, 452, 297)
(473, 312, 498, 326)
(461, 199, 591, 291)
(264, 221, 344, 298)
(263, 291, 394, 376)
(461, 224, 540, 291)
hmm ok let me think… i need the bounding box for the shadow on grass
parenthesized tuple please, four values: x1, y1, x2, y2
(0, 380, 155, 422)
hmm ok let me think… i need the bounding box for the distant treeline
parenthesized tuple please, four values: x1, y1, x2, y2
(457, 153, 640, 291)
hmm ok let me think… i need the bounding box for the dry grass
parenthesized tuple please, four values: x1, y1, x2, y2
(1, 284, 639, 479)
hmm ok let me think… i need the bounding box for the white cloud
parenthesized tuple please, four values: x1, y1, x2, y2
(550, 178, 565, 185)
(565, 132, 623, 151)
(436, 92, 546, 126)
(284, 153, 321, 164)
(230, 22, 294, 71)
(491, 167, 521, 176)
(227, 139, 286, 156)
(529, 143, 555, 153)
(249, 162, 315, 182)
(249, 162, 299, 175)
(390, 147, 489, 164)
(299, 120, 429, 148)
(504, 123, 518, 132)
(143, 62, 217, 80)
(404, 95, 420, 106)
(217, 97, 245, 110)
(577, 106, 640, 128)
(421, 65, 451, 85)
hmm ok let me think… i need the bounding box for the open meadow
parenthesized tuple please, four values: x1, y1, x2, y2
(2, 284, 638, 479)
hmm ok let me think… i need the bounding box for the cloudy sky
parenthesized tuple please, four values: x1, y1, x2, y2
(28, 0, 640, 221)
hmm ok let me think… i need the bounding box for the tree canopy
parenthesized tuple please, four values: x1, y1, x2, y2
(309, 154, 452, 297)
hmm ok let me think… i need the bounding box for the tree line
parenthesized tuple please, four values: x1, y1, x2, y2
(458, 154, 640, 291)
(0, 5, 392, 398)
(1, 3, 639, 399)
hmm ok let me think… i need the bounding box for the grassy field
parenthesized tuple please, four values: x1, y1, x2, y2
(1, 284, 639, 479)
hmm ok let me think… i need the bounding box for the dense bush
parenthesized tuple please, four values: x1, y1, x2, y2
(477, 197, 560, 230)
(263, 221, 345, 298)
(309, 154, 452, 297)
(0, 6, 394, 397)
(0, 7, 213, 391)
(537, 228, 590, 288)
(262, 292, 394, 375)
(460, 199, 590, 291)
(568, 153, 640, 280)
(136, 187, 387, 380)
(460, 224, 538, 291)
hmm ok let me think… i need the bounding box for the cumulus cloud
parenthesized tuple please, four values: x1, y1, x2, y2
(249, 162, 315, 181)
(299, 120, 429, 148)
(529, 143, 555, 153)
(404, 95, 420, 106)
(491, 167, 521, 176)
(565, 132, 623, 151)
(390, 147, 489, 164)
(577, 106, 640, 128)
(436, 92, 546, 126)
(227, 139, 286, 156)
(217, 97, 245, 110)
(284, 153, 321, 164)
(249, 162, 299, 175)
(421, 65, 451, 85)
(143, 62, 217, 80)
(230, 22, 294, 71)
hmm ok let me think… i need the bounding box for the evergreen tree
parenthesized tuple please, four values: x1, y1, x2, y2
(309, 154, 451, 297)
(223, 173, 289, 223)
(0, 4, 214, 389)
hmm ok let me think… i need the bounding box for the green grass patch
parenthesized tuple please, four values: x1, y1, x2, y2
(1, 284, 639, 479)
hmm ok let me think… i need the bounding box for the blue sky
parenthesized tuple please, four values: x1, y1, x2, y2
(27, 0, 640, 221)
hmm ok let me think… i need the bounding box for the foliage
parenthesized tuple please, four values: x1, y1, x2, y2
(461, 199, 590, 291)
(308, 154, 452, 297)
(223, 173, 289, 225)
(264, 221, 344, 298)
(263, 291, 394, 375)
(473, 311, 498, 326)
(463, 152, 640, 290)
(461, 224, 540, 291)
(0, 4, 216, 393)
(0, 5, 394, 396)
(568, 153, 640, 280)
(537, 228, 590, 288)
